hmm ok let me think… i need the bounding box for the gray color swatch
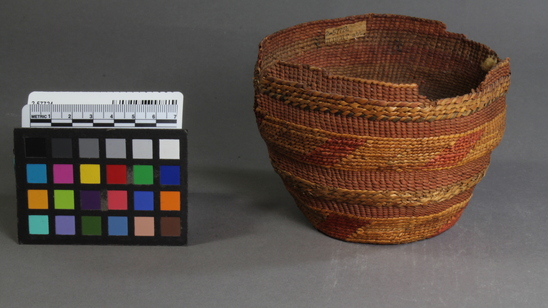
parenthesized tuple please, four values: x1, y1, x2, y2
(105, 139, 126, 159)
(132, 139, 153, 159)
(78, 138, 99, 158)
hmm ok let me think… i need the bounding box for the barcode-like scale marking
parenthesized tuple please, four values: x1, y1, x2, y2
(26, 104, 179, 128)
(112, 99, 179, 105)
(22, 91, 184, 129)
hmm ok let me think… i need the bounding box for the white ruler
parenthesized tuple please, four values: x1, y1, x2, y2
(22, 91, 183, 129)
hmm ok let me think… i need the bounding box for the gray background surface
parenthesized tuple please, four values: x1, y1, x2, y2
(1, 1, 546, 307)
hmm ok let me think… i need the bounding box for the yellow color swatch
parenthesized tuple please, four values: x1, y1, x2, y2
(28, 190, 48, 209)
(80, 164, 101, 184)
(160, 191, 180, 211)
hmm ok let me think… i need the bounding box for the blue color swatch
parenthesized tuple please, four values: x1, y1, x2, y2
(108, 216, 128, 236)
(160, 165, 180, 185)
(134, 191, 154, 211)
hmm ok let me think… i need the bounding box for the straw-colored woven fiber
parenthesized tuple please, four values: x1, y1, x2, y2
(254, 14, 510, 244)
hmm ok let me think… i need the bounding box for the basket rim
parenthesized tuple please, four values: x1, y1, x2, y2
(255, 13, 511, 120)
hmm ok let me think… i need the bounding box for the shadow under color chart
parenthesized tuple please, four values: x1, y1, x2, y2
(14, 128, 187, 245)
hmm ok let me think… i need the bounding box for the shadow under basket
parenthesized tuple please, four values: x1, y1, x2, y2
(253, 14, 510, 244)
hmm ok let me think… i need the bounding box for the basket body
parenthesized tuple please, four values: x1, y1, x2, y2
(254, 14, 510, 244)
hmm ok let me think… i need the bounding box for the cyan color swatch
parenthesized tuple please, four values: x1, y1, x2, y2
(27, 164, 47, 183)
(28, 215, 49, 235)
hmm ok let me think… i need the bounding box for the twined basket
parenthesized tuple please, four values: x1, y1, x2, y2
(254, 14, 510, 244)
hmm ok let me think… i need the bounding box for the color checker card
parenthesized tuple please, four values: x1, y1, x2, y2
(14, 128, 187, 245)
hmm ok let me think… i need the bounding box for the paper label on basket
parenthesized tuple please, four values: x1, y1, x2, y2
(325, 21, 367, 45)
(22, 91, 183, 129)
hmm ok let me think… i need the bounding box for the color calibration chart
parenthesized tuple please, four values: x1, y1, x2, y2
(14, 92, 187, 245)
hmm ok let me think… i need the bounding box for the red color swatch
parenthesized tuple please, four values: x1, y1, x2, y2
(106, 165, 127, 184)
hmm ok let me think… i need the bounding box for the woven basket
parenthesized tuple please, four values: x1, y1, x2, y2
(253, 14, 510, 244)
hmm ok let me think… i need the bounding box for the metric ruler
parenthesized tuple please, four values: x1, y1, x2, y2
(22, 91, 183, 129)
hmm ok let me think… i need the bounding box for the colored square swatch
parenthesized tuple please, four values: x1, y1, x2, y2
(108, 190, 128, 210)
(79, 138, 99, 158)
(133, 165, 153, 184)
(160, 165, 180, 185)
(81, 216, 102, 236)
(80, 164, 101, 184)
(134, 217, 155, 236)
(54, 190, 75, 209)
(28, 215, 49, 235)
(80, 190, 101, 210)
(161, 217, 181, 237)
(160, 191, 180, 211)
(106, 165, 127, 184)
(52, 138, 73, 158)
(132, 139, 153, 159)
(53, 164, 74, 184)
(26, 164, 47, 184)
(134, 191, 154, 211)
(159, 139, 179, 159)
(28, 190, 48, 209)
(55, 216, 75, 235)
(25, 138, 47, 157)
(106, 139, 126, 158)
(108, 216, 128, 236)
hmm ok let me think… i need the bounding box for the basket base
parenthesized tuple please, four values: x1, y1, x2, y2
(293, 193, 470, 245)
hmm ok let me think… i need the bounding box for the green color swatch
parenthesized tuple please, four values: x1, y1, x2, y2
(81, 216, 102, 236)
(133, 165, 153, 184)
(54, 190, 75, 209)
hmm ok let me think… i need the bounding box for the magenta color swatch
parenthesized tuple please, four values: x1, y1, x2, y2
(53, 164, 74, 184)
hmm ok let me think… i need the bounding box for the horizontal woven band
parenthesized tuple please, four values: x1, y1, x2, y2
(260, 108, 505, 170)
(285, 185, 474, 219)
(256, 63, 509, 122)
(270, 152, 491, 192)
(276, 166, 485, 207)
(255, 95, 506, 138)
